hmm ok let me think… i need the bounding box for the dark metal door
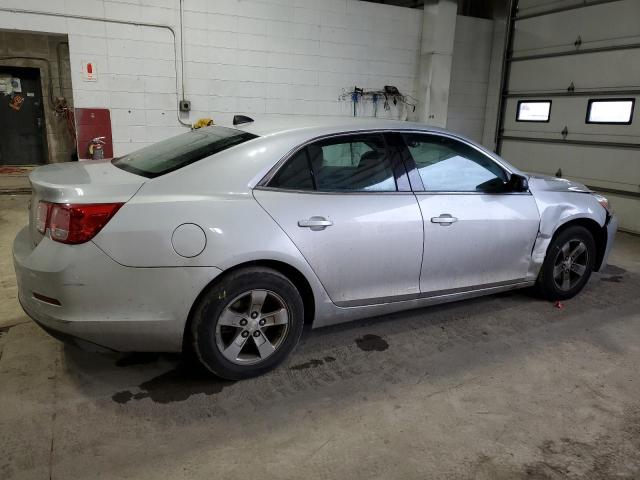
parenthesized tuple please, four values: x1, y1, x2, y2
(0, 66, 47, 165)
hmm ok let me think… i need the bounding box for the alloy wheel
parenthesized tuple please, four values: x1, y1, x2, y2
(215, 289, 290, 365)
(552, 239, 589, 292)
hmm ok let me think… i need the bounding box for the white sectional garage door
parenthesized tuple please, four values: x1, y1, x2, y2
(497, 0, 640, 233)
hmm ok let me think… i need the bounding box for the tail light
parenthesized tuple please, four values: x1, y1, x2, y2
(36, 201, 123, 244)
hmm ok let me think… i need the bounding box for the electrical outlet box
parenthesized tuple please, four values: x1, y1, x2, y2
(179, 99, 191, 112)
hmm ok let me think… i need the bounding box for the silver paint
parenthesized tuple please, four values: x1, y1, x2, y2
(253, 189, 423, 304)
(171, 223, 207, 258)
(416, 193, 540, 292)
(527, 173, 608, 278)
(13, 116, 618, 351)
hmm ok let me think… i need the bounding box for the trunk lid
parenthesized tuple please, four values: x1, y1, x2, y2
(28, 160, 145, 245)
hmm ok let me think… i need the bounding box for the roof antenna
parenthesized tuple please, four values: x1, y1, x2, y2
(555, 168, 562, 178)
(233, 115, 254, 126)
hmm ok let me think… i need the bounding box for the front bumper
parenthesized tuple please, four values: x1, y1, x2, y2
(13, 226, 222, 352)
(599, 213, 618, 271)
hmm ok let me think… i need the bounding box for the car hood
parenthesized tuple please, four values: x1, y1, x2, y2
(526, 174, 592, 194)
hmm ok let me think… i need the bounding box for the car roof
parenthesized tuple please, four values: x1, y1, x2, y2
(223, 115, 518, 172)
(227, 115, 449, 137)
(153, 115, 521, 193)
(212, 115, 520, 177)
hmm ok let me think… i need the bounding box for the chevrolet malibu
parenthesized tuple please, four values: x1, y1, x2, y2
(13, 116, 618, 379)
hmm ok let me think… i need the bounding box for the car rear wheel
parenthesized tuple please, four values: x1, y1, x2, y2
(535, 225, 596, 300)
(190, 267, 304, 380)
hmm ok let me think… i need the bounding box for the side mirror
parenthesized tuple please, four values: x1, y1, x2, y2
(509, 173, 529, 192)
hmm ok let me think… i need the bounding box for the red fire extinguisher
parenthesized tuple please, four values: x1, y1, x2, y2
(88, 136, 106, 160)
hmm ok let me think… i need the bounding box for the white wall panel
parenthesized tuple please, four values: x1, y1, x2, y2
(446, 15, 494, 142)
(0, 0, 422, 154)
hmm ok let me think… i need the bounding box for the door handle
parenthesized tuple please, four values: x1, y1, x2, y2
(298, 216, 333, 231)
(430, 214, 458, 226)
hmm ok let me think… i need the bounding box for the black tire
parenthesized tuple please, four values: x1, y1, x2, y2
(535, 225, 596, 300)
(190, 267, 304, 380)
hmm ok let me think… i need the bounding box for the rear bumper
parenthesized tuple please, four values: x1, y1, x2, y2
(13, 226, 222, 352)
(21, 303, 115, 353)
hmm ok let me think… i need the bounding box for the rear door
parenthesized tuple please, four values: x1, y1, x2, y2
(400, 132, 540, 293)
(253, 132, 423, 307)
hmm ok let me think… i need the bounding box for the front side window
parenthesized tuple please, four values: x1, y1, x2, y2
(112, 126, 257, 178)
(307, 134, 397, 192)
(402, 134, 508, 192)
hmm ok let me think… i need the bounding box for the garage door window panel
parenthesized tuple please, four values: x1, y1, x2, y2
(402, 134, 508, 193)
(586, 99, 635, 125)
(307, 134, 397, 192)
(516, 100, 552, 122)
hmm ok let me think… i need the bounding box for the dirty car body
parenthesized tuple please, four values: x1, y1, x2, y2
(13, 117, 617, 377)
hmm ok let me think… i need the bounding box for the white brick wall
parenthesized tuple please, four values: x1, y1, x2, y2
(0, 0, 422, 155)
(445, 15, 494, 143)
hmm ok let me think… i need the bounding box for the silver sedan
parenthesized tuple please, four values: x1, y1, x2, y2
(13, 116, 618, 379)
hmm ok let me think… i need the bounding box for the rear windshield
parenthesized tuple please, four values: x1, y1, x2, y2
(112, 126, 257, 178)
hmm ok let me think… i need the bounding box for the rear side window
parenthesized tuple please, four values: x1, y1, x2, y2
(112, 127, 257, 178)
(309, 134, 397, 192)
(267, 133, 397, 192)
(269, 149, 314, 190)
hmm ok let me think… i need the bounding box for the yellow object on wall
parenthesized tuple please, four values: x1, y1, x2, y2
(192, 118, 214, 129)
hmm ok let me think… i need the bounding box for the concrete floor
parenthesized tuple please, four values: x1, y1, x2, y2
(1, 193, 640, 479)
(0, 169, 31, 195)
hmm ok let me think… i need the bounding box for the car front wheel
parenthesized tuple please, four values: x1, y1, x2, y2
(190, 267, 304, 380)
(535, 225, 596, 300)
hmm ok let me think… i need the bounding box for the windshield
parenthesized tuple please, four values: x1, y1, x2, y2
(112, 126, 257, 178)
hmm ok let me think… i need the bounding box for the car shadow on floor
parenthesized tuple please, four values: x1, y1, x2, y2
(58, 265, 638, 411)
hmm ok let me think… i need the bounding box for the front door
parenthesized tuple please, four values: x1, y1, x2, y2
(254, 132, 424, 306)
(399, 132, 540, 293)
(0, 66, 47, 165)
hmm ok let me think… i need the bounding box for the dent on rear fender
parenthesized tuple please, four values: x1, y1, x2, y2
(527, 196, 606, 279)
